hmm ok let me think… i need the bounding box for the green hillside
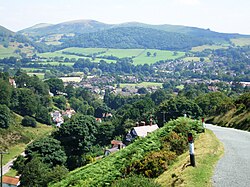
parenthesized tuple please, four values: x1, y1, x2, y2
(50, 117, 204, 187)
(59, 27, 206, 50)
(0, 113, 53, 165)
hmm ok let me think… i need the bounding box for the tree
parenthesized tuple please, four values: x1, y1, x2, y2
(20, 157, 50, 187)
(147, 51, 151, 57)
(53, 95, 67, 110)
(12, 155, 26, 174)
(0, 78, 12, 106)
(22, 116, 37, 128)
(25, 137, 67, 167)
(0, 104, 11, 128)
(53, 114, 98, 156)
(153, 52, 157, 57)
(35, 105, 52, 125)
(45, 78, 64, 95)
(156, 97, 202, 126)
(16, 88, 38, 116)
(137, 87, 148, 94)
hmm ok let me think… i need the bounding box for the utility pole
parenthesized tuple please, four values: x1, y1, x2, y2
(0, 152, 8, 187)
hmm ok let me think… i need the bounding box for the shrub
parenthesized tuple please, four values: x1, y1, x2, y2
(22, 116, 37, 128)
(111, 175, 161, 187)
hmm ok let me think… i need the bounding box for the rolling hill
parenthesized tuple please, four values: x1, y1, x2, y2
(18, 20, 249, 43)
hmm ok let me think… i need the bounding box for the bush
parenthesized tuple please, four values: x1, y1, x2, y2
(111, 175, 161, 187)
(22, 116, 37, 127)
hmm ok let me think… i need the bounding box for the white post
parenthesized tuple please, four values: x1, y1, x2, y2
(188, 133, 195, 167)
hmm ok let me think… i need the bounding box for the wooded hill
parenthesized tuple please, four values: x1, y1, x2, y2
(0, 20, 249, 53)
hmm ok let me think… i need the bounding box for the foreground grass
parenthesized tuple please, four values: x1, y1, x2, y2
(156, 129, 224, 187)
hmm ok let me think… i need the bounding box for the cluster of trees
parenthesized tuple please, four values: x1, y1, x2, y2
(0, 71, 52, 127)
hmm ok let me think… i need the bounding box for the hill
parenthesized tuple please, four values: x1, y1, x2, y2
(59, 27, 207, 50)
(18, 20, 249, 45)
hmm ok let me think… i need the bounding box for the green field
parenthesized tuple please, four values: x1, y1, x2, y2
(133, 49, 185, 65)
(120, 82, 163, 88)
(61, 47, 107, 55)
(182, 56, 210, 62)
(231, 38, 250, 46)
(191, 44, 228, 52)
(0, 45, 18, 58)
(27, 72, 45, 79)
(52, 48, 185, 65)
(37, 61, 75, 66)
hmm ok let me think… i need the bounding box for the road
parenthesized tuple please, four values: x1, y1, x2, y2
(206, 124, 250, 187)
(1, 152, 25, 176)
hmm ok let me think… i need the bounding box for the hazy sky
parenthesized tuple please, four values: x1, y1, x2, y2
(0, 0, 249, 34)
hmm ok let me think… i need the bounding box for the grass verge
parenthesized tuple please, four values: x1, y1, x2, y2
(155, 129, 224, 187)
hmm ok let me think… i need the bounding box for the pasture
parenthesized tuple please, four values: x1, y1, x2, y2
(182, 56, 210, 62)
(231, 38, 250, 46)
(120, 82, 163, 88)
(191, 44, 228, 52)
(0, 45, 18, 58)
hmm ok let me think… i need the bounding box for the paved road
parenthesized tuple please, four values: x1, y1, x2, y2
(206, 124, 250, 187)
(1, 152, 25, 176)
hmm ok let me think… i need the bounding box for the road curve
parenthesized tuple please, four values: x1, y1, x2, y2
(206, 124, 250, 187)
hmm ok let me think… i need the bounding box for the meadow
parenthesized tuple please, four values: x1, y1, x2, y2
(119, 82, 163, 88)
(191, 44, 228, 52)
(230, 38, 250, 46)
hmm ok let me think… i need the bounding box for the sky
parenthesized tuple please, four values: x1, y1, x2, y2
(0, 0, 249, 34)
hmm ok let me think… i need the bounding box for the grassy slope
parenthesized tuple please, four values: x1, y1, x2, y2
(230, 38, 250, 46)
(0, 113, 54, 165)
(207, 108, 250, 131)
(191, 44, 228, 52)
(156, 130, 224, 187)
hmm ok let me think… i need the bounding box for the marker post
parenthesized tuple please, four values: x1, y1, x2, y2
(202, 118, 205, 132)
(188, 133, 195, 167)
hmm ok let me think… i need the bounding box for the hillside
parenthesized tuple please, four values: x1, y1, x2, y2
(59, 27, 207, 50)
(50, 118, 204, 187)
(0, 112, 53, 165)
(17, 20, 250, 49)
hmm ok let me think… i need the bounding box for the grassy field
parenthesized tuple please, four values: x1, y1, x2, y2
(182, 56, 210, 62)
(231, 38, 250, 46)
(156, 129, 224, 187)
(60, 76, 82, 83)
(48, 48, 185, 65)
(27, 72, 45, 79)
(120, 82, 163, 88)
(37, 61, 75, 66)
(61, 47, 107, 55)
(0, 45, 18, 58)
(191, 45, 228, 52)
(133, 49, 185, 65)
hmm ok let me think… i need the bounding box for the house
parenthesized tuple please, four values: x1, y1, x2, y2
(8, 78, 16, 88)
(2, 176, 20, 187)
(62, 109, 76, 119)
(125, 124, 159, 143)
(104, 140, 125, 156)
(51, 110, 64, 127)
